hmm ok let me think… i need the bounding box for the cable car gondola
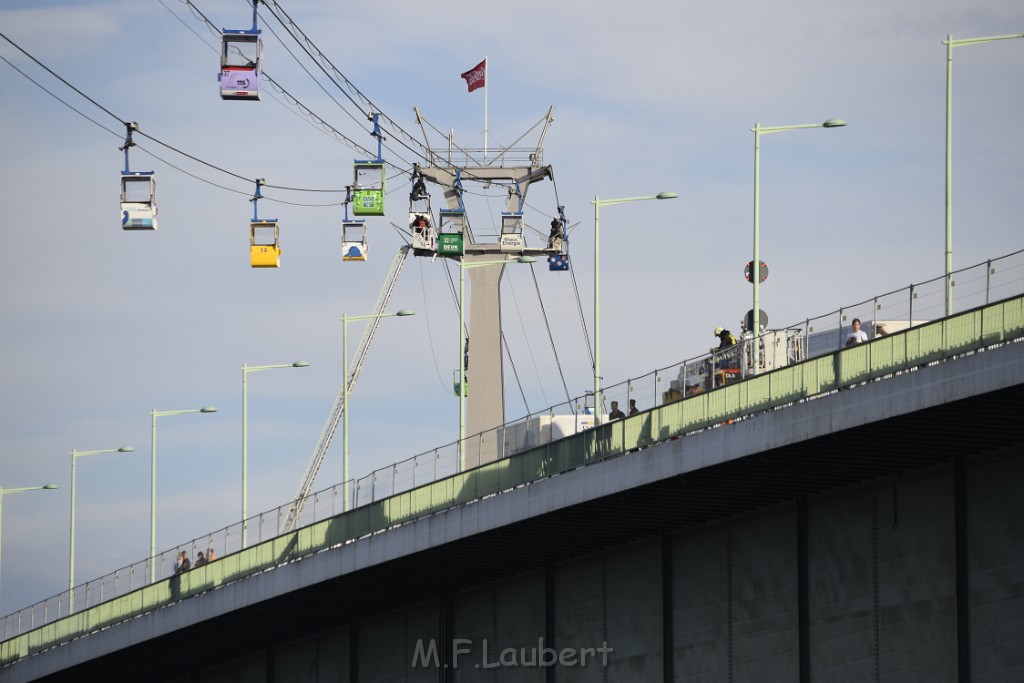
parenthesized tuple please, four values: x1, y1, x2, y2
(352, 161, 385, 216)
(437, 208, 466, 257)
(342, 220, 367, 261)
(119, 122, 157, 230)
(251, 221, 280, 267)
(219, 2, 262, 101)
(352, 114, 386, 215)
(248, 180, 280, 268)
(499, 212, 525, 253)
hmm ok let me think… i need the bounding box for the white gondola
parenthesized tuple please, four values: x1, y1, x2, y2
(342, 220, 367, 262)
(409, 191, 436, 253)
(499, 212, 525, 252)
(120, 171, 157, 230)
(220, 30, 262, 100)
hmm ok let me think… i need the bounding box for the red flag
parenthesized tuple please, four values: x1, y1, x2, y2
(460, 59, 486, 93)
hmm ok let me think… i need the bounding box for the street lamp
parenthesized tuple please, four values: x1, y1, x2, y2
(150, 407, 216, 581)
(751, 119, 845, 373)
(0, 482, 57, 613)
(591, 192, 677, 423)
(242, 361, 309, 547)
(340, 310, 414, 510)
(69, 447, 132, 610)
(943, 32, 1023, 316)
(457, 255, 535, 459)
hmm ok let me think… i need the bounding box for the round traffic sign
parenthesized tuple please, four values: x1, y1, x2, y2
(744, 261, 769, 283)
(745, 309, 769, 332)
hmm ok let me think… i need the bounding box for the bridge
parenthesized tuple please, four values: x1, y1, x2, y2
(1, 293, 1022, 681)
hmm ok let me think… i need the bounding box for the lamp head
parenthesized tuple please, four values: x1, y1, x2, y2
(822, 119, 847, 128)
(292, 361, 311, 367)
(656, 191, 679, 200)
(200, 406, 218, 413)
(395, 309, 416, 317)
(516, 256, 537, 264)
(43, 484, 59, 490)
(117, 446, 134, 453)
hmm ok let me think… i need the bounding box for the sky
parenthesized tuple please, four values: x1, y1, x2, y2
(0, 0, 1021, 615)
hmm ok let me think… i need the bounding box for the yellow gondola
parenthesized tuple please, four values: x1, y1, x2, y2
(250, 220, 280, 268)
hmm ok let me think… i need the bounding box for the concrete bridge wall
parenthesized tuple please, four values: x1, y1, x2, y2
(162, 450, 1022, 683)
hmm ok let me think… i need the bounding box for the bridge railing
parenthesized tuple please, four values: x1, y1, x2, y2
(2, 252, 1023, 658)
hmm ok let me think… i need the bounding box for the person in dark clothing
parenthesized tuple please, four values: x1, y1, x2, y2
(713, 326, 737, 350)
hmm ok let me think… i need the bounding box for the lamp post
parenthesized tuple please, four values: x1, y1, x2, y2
(242, 361, 309, 547)
(457, 256, 535, 460)
(591, 193, 677, 423)
(341, 310, 414, 510)
(751, 119, 845, 373)
(69, 447, 132, 610)
(943, 33, 1023, 316)
(0, 482, 57, 613)
(150, 407, 216, 582)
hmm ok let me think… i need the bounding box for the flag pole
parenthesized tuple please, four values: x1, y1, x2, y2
(483, 56, 488, 161)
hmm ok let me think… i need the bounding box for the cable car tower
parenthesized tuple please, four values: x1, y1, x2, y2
(412, 106, 561, 468)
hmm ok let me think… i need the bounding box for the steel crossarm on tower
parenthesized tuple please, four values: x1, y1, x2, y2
(282, 246, 411, 532)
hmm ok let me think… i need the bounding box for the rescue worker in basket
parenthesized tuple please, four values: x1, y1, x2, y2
(411, 214, 429, 237)
(547, 217, 564, 251)
(713, 326, 737, 351)
(411, 176, 427, 199)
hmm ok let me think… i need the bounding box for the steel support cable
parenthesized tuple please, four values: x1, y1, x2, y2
(568, 261, 595, 369)
(530, 172, 592, 379)
(502, 331, 530, 415)
(544, 171, 595, 371)
(0, 45, 250, 199)
(0, 50, 317, 204)
(419, 257, 452, 394)
(1, 29, 354, 199)
(254, 5, 425, 171)
(160, 0, 218, 45)
(506, 273, 550, 407)
(175, 0, 416, 178)
(0, 30, 123, 124)
(528, 265, 572, 405)
(260, 0, 441, 167)
(177, 0, 405, 176)
(164, 0, 373, 169)
(0, 53, 121, 137)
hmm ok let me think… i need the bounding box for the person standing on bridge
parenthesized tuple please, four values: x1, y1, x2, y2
(628, 399, 639, 416)
(609, 401, 626, 420)
(846, 318, 869, 346)
(174, 550, 191, 574)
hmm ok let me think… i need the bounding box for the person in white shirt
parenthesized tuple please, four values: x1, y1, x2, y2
(846, 318, 869, 346)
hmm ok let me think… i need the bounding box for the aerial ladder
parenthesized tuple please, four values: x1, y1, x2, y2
(281, 245, 411, 532)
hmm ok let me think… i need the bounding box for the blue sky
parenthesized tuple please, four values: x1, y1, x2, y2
(0, 0, 1021, 615)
